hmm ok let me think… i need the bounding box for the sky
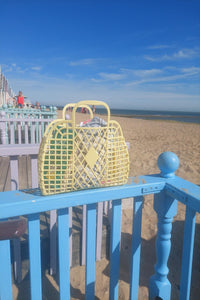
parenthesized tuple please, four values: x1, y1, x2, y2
(0, 0, 200, 111)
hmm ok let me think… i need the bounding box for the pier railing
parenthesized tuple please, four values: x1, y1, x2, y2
(0, 152, 200, 300)
(0, 105, 57, 144)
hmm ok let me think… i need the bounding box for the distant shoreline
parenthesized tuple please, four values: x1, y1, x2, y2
(56, 106, 200, 124)
(110, 114, 200, 125)
(98, 111, 200, 124)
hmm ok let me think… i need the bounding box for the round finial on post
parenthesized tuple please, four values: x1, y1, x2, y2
(157, 152, 179, 178)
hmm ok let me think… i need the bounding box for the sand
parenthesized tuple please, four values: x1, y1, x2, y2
(13, 112, 200, 299)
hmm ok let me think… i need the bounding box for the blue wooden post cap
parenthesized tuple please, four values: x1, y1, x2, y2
(157, 152, 179, 178)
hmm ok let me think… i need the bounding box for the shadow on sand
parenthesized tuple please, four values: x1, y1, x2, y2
(14, 220, 200, 300)
(102, 220, 200, 300)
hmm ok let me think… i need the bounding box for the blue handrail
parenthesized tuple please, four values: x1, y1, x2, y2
(0, 152, 199, 300)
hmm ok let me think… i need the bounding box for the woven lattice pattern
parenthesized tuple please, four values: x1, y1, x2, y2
(38, 102, 129, 195)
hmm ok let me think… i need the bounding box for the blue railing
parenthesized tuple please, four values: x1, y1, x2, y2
(0, 152, 199, 300)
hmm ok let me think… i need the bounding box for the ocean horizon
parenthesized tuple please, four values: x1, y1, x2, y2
(56, 105, 200, 124)
(107, 108, 200, 124)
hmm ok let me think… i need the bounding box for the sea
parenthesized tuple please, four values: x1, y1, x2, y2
(97, 108, 200, 124)
(56, 106, 200, 124)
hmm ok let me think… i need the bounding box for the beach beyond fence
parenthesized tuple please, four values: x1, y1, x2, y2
(1, 111, 199, 299)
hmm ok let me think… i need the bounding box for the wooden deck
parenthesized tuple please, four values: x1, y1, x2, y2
(0, 156, 32, 192)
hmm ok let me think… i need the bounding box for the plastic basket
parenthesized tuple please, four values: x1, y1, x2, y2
(38, 100, 129, 195)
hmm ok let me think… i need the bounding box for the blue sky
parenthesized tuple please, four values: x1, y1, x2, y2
(1, 0, 200, 111)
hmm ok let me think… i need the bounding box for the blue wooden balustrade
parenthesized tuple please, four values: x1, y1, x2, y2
(0, 152, 200, 300)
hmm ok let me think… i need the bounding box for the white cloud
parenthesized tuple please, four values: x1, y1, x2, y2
(174, 49, 198, 59)
(31, 66, 42, 71)
(121, 68, 163, 77)
(69, 58, 99, 66)
(147, 44, 173, 50)
(9, 74, 200, 112)
(120, 66, 200, 86)
(144, 48, 199, 61)
(181, 67, 200, 74)
(127, 70, 200, 86)
(98, 72, 126, 81)
(1, 64, 29, 74)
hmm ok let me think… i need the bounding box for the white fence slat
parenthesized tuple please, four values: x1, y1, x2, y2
(10, 121, 14, 144)
(50, 210, 57, 276)
(10, 156, 19, 191)
(25, 122, 29, 144)
(69, 207, 72, 267)
(81, 205, 87, 265)
(31, 122, 36, 144)
(30, 155, 38, 188)
(39, 123, 42, 143)
(17, 122, 21, 144)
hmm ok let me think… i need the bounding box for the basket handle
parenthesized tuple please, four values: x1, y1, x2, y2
(62, 103, 94, 119)
(71, 100, 110, 125)
(42, 119, 61, 138)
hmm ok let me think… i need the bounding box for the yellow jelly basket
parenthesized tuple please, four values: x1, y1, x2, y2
(38, 100, 129, 195)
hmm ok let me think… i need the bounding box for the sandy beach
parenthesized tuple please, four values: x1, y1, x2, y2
(13, 112, 200, 299)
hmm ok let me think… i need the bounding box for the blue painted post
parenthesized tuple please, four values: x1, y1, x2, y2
(28, 213, 42, 300)
(179, 206, 196, 300)
(0, 240, 12, 300)
(109, 199, 122, 300)
(149, 152, 179, 300)
(129, 196, 143, 300)
(85, 203, 97, 300)
(57, 208, 70, 300)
